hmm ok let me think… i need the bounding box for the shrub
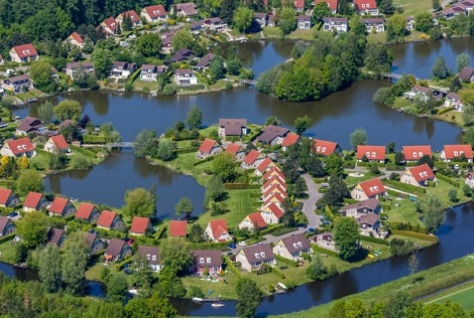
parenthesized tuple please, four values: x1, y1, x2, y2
(382, 179, 426, 196)
(436, 172, 460, 187)
(373, 87, 395, 106)
(163, 84, 177, 95)
(437, 106, 454, 115)
(360, 235, 389, 246)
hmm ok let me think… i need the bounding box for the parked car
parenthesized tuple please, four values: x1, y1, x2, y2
(228, 243, 236, 249)
(238, 241, 247, 246)
(305, 228, 315, 234)
(8, 212, 18, 218)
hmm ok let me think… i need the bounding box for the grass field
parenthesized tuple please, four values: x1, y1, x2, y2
(393, 0, 432, 16)
(424, 281, 474, 312)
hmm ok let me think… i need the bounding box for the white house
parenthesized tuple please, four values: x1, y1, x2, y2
(173, 69, 198, 86)
(141, 5, 168, 22)
(1, 137, 36, 158)
(323, 17, 348, 33)
(9, 43, 39, 63)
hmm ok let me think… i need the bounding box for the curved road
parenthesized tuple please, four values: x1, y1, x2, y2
(300, 174, 322, 229)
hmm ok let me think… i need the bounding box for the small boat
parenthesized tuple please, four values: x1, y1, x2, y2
(368, 254, 374, 259)
(277, 282, 287, 290)
(211, 303, 225, 308)
(192, 297, 203, 302)
(207, 289, 214, 295)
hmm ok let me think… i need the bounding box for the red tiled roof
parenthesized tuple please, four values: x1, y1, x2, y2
(5, 137, 35, 156)
(225, 143, 243, 156)
(294, 0, 305, 8)
(402, 145, 432, 161)
(69, 32, 84, 43)
(49, 197, 69, 215)
(119, 10, 140, 22)
(256, 158, 274, 173)
(263, 175, 286, 190)
(358, 179, 386, 197)
(144, 4, 167, 18)
(76, 203, 96, 220)
(102, 17, 118, 31)
(198, 138, 218, 154)
(130, 217, 151, 234)
(262, 167, 284, 181)
(354, 0, 377, 10)
(264, 192, 285, 205)
(243, 150, 261, 165)
(357, 145, 386, 161)
(263, 203, 284, 219)
(314, 0, 338, 10)
(12, 43, 38, 59)
(23, 192, 43, 209)
(407, 164, 435, 183)
(314, 139, 338, 156)
(50, 135, 69, 149)
(97, 210, 117, 228)
(282, 133, 300, 147)
(264, 184, 287, 199)
(443, 144, 473, 159)
(169, 220, 187, 237)
(0, 188, 12, 205)
(247, 212, 267, 228)
(209, 219, 228, 240)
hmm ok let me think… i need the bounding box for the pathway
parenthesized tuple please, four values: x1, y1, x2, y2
(300, 174, 322, 229)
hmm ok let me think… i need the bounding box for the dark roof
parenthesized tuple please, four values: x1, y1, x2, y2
(241, 243, 274, 264)
(362, 18, 385, 24)
(338, 198, 380, 214)
(198, 53, 215, 68)
(66, 62, 93, 69)
(84, 232, 101, 248)
(5, 74, 30, 83)
(171, 48, 195, 62)
(257, 125, 290, 143)
(112, 61, 136, 71)
(0, 216, 11, 233)
(137, 245, 160, 265)
(323, 17, 348, 23)
(254, 12, 267, 18)
(106, 239, 126, 257)
(219, 118, 247, 136)
(47, 228, 64, 246)
(16, 116, 41, 133)
(459, 67, 474, 81)
(281, 233, 310, 254)
(192, 250, 222, 268)
(357, 213, 380, 226)
(297, 15, 311, 21)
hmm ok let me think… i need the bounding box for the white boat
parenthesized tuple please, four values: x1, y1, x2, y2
(192, 297, 203, 302)
(211, 303, 225, 308)
(128, 289, 138, 295)
(277, 282, 287, 290)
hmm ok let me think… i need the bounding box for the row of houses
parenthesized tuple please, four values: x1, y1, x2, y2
(437, 0, 474, 19)
(322, 17, 385, 33)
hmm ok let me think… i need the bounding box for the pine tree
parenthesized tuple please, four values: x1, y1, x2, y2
(220, 0, 237, 25)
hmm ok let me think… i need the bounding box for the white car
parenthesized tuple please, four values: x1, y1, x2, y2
(238, 241, 247, 246)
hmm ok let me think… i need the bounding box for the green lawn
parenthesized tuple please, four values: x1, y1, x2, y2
(424, 281, 474, 312)
(433, 110, 464, 127)
(367, 32, 387, 43)
(0, 240, 18, 264)
(263, 26, 284, 39)
(30, 150, 54, 171)
(132, 80, 162, 92)
(382, 198, 423, 226)
(393, 0, 431, 16)
(288, 29, 316, 41)
(344, 173, 378, 187)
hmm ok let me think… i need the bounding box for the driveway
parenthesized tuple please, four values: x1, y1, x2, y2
(300, 174, 322, 229)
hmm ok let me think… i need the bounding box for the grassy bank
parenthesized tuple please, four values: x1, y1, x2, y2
(277, 254, 474, 317)
(424, 280, 474, 312)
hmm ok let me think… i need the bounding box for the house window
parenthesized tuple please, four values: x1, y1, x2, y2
(261, 252, 266, 258)
(255, 253, 260, 259)
(200, 257, 204, 263)
(152, 255, 156, 261)
(207, 257, 211, 264)
(372, 152, 376, 157)
(419, 152, 423, 157)
(146, 254, 150, 260)
(454, 151, 459, 156)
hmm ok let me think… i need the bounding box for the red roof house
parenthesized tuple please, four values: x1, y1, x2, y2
(262, 167, 285, 182)
(23, 191, 48, 212)
(263, 184, 287, 201)
(260, 203, 284, 224)
(0, 188, 20, 208)
(281, 133, 300, 151)
(294, 0, 305, 11)
(351, 178, 386, 201)
(314, 0, 339, 12)
(75, 203, 101, 223)
(241, 149, 265, 169)
(224, 143, 245, 162)
(141, 5, 168, 22)
(205, 219, 232, 242)
(314, 139, 342, 156)
(262, 174, 286, 192)
(169, 220, 187, 237)
(255, 158, 277, 176)
(353, 0, 379, 15)
(440, 144, 473, 162)
(402, 145, 433, 162)
(117, 10, 142, 28)
(66, 32, 84, 47)
(10, 43, 39, 63)
(45, 135, 70, 154)
(100, 17, 119, 35)
(357, 145, 386, 162)
(1, 137, 36, 158)
(401, 164, 436, 187)
(197, 138, 222, 159)
(130, 217, 153, 236)
(48, 197, 76, 217)
(97, 210, 125, 231)
(239, 212, 267, 231)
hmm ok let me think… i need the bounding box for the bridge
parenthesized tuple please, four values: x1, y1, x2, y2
(240, 79, 257, 86)
(81, 142, 135, 150)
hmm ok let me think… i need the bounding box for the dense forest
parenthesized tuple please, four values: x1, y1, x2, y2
(256, 16, 393, 102)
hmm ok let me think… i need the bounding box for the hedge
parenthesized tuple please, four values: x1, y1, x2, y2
(356, 161, 385, 167)
(391, 230, 439, 243)
(126, 69, 141, 85)
(310, 244, 338, 257)
(385, 163, 406, 171)
(116, 258, 132, 271)
(406, 162, 420, 167)
(70, 145, 97, 158)
(155, 225, 167, 240)
(275, 254, 298, 267)
(193, 156, 215, 166)
(82, 134, 108, 144)
(223, 255, 241, 278)
(271, 267, 286, 279)
(386, 188, 406, 198)
(224, 183, 261, 190)
(260, 224, 285, 236)
(190, 241, 231, 250)
(437, 106, 454, 115)
(176, 147, 199, 154)
(270, 227, 298, 237)
(436, 172, 460, 187)
(382, 179, 426, 196)
(0, 233, 15, 245)
(360, 235, 389, 246)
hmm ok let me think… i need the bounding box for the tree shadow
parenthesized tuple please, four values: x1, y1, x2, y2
(347, 247, 369, 263)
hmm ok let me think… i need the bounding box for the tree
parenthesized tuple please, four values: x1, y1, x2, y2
(62, 232, 88, 296)
(205, 175, 226, 203)
(16, 212, 48, 249)
(134, 129, 158, 158)
(91, 47, 112, 79)
(279, 7, 297, 35)
(387, 14, 407, 41)
(188, 224, 204, 243)
(210, 56, 226, 80)
(325, 154, 344, 177)
(1, 97, 15, 122)
(421, 194, 445, 233)
(174, 197, 193, 218)
(322, 174, 350, 206)
(294, 115, 311, 135)
(329, 300, 347, 318)
(306, 254, 329, 280)
(306, 155, 326, 177)
(38, 101, 54, 123)
(456, 53, 470, 73)
(186, 106, 203, 130)
(233, 7, 254, 33)
(121, 13, 132, 31)
(448, 188, 458, 202)
(122, 188, 155, 220)
(364, 43, 393, 74)
(311, 1, 332, 24)
(160, 237, 193, 272)
(345, 298, 367, 318)
(107, 273, 128, 303)
(265, 116, 281, 126)
(432, 56, 449, 79)
(30, 60, 57, 93)
(227, 58, 242, 76)
(158, 267, 187, 298)
(414, 12, 433, 33)
(212, 153, 238, 182)
(156, 139, 176, 161)
(172, 29, 194, 52)
(394, 151, 405, 165)
(350, 127, 368, 150)
(38, 245, 62, 292)
(53, 99, 82, 121)
(16, 169, 44, 195)
(383, 291, 412, 318)
(220, 0, 237, 25)
(136, 32, 161, 57)
(334, 217, 360, 261)
(146, 292, 178, 317)
(235, 277, 261, 318)
(417, 154, 434, 168)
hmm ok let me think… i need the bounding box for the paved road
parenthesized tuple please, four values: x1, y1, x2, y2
(300, 174, 322, 229)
